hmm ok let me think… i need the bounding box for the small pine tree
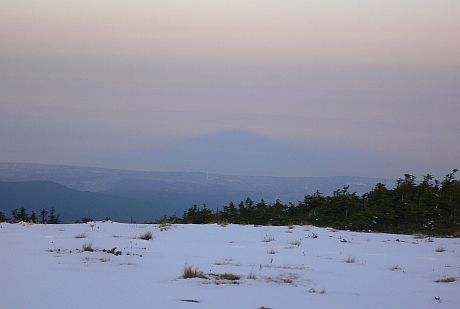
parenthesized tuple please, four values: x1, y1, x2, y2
(30, 211, 37, 223)
(18, 207, 29, 222)
(0, 211, 5, 222)
(47, 207, 59, 224)
(40, 209, 48, 224)
(11, 208, 19, 223)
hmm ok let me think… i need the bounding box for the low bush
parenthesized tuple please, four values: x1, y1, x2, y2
(82, 243, 93, 252)
(139, 231, 153, 240)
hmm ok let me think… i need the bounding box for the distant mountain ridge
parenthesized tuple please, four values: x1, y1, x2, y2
(94, 131, 410, 177)
(0, 162, 394, 221)
(0, 180, 157, 223)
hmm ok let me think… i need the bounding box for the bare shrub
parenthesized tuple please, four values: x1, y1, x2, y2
(267, 249, 276, 255)
(290, 239, 302, 247)
(82, 243, 93, 252)
(247, 272, 257, 280)
(99, 257, 110, 263)
(262, 235, 275, 242)
(139, 231, 153, 240)
(389, 265, 402, 271)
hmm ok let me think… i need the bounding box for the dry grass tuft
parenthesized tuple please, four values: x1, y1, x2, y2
(344, 256, 356, 263)
(119, 262, 136, 266)
(182, 265, 207, 279)
(74, 233, 87, 239)
(309, 287, 326, 294)
(247, 272, 257, 280)
(139, 231, 154, 240)
(82, 243, 94, 252)
(262, 234, 275, 242)
(215, 273, 240, 281)
(267, 273, 298, 285)
(389, 265, 402, 271)
(158, 222, 172, 231)
(290, 239, 302, 247)
(267, 249, 276, 255)
(435, 246, 446, 252)
(434, 277, 456, 283)
(214, 259, 240, 266)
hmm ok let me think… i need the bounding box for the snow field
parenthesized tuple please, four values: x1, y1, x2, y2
(0, 222, 459, 308)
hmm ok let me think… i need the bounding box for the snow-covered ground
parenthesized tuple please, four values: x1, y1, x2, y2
(1, 222, 459, 308)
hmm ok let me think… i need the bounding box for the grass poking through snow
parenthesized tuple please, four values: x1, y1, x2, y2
(434, 277, 456, 283)
(139, 231, 154, 240)
(182, 265, 207, 279)
(435, 246, 446, 252)
(74, 233, 87, 239)
(82, 243, 94, 252)
(344, 256, 356, 263)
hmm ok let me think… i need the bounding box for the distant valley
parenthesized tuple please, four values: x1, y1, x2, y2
(0, 162, 393, 223)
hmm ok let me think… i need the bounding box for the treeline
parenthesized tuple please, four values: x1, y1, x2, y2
(0, 207, 59, 224)
(176, 170, 460, 235)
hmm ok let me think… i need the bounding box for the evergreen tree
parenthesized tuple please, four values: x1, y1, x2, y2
(40, 209, 48, 224)
(177, 171, 460, 235)
(47, 207, 59, 224)
(11, 208, 19, 223)
(30, 211, 37, 223)
(18, 207, 29, 222)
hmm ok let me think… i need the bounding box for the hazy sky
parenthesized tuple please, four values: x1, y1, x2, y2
(1, 0, 459, 177)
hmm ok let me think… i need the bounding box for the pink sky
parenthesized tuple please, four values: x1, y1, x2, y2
(1, 0, 459, 66)
(0, 0, 459, 176)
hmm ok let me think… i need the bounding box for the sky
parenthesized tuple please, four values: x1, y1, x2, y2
(1, 0, 459, 178)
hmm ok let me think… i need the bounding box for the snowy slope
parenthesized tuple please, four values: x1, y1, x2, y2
(0, 222, 459, 308)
